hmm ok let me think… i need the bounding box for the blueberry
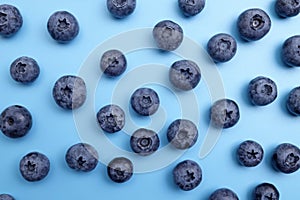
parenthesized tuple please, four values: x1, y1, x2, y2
(0, 194, 14, 200)
(210, 99, 240, 129)
(0, 105, 32, 138)
(152, 20, 184, 51)
(47, 11, 79, 43)
(130, 128, 160, 156)
(209, 188, 239, 200)
(96, 104, 125, 133)
(281, 35, 300, 67)
(52, 75, 87, 110)
(0, 4, 23, 37)
(248, 76, 277, 106)
(272, 143, 300, 174)
(65, 143, 99, 172)
(167, 119, 198, 150)
(207, 33, 237, 63)
(172, 160, 202, 191)
(237, 8, 271, 41)
(19, 152, 50, 182)
(178, 0, 205, 17)
(130, 87, 160, 116)
(286, 86, 300, 115)
(106, 0, 136, 19)
(169, 60, 201, 91)
(253, 183, 279, 200)
(107, 157, 133, 183)
(10, 56, 40, 83)
(275, 0, 300, 18)
(100, 49, 127, 77)
(237, 140, 264, 167)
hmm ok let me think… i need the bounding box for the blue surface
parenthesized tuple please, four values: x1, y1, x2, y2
(1, 0, 300, 199)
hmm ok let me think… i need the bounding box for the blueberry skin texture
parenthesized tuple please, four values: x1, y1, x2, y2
(107, 157, 133, 183)
(209, 188, 239, 200)
(100, 49, 127, 77)
(253, 183, 279, 200)
(106, 0, 136, 19)
(169, 60, 201, 91)
(0, 194, 15, 200)
(65, 143, 99, 172)
(167, 119, 198, 150)
(275, 0, 300, 18)
(210, 99, 240, 129)
(10, 56, 40, 83)
(47, 11, 79, 43)
(237, 8, 271, 41)
(173, 160, 202, 191)
(281, 35, 300, 67)
(207, 33, 237, 63)
(248, 76, 277, 106)
(237, 140, 264, 167)
(52, 75, 87, 110)
(96, 104, 125, 133)
(286, 86, 300, 115)
(178, 0, 205, 17)
(130, 87, 160, 116)
(0, 4, 23, 37)
(153, 20, 184, 51)
(130, 128, 160, 156)
(272, 143, 300, 174)
(19, 152, 50, 182)
(0, 105, 32, 138)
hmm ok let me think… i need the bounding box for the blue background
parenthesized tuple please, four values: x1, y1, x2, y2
(1, 0, 300, 199)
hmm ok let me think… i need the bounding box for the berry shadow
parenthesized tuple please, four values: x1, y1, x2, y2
(164, 164, 181, 191)
(279, 90, 294, 116)
(240, 82, 253, 107)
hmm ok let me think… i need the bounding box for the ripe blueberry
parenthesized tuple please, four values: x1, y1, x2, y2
(209, 188, 239, 200)
(237, 140, 264, 167)
(100, 49, 127, 77)
(10, 56, 40, 83)
(286, 86, 300, 115)
(281, 35, 300, 67)
(178, 0, 205, 17)
(0, 194, 14, 200)
(253, 183, 279, 200)
(106, 0, 136, 19)
(0, 4, 23, 37)
(275, 0, 300, 18)
(107, 157, 133, 183)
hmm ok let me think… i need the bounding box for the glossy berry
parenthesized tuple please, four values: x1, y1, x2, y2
(52, 75, 87, 110)
(275, 0, 300, 18)
(248, 76, 277, 106)
(0, 194, 14, 200)
(281, 35, 300, 67)
(237, 8, 271, 41)
(173, 160, 202, 191)
(272, 143, 300, 174)
(178, 0, 205, 17)
(0, 4, 23, 37)
(169, 60, 201, 91)
(209, 188, 239, 200)
(130, 87, 160, 116)
(207, 33, 237, 63)
(96, 104, 125, 133)
(107, 157, 133, 183)
(65, 143, 99, 172)
(0, 105, 32, 138)
(152, 20, 184, 51)
(286, 86, 300, 115)
(19, 152, 50, 182)
(100, 49, 127, 77)
(210, 99, 240, 128)
(47, 11, 79, 43)
(167, 119, 198, 149)
(253, 183, 279, 200)
(106, 0, 136, 19)
(130, 128, 160, 156)
(10, 56, 40, 83)
(237, 140, 264, 167)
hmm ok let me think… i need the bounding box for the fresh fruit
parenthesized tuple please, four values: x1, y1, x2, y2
(0, 194, 14, 200)
(167, 119, 198, 150)
(47, 11, 79, 43)
(130, 128, 160, 156)
(19, 152, 50, 182)
(169, 60, 201, 91)
(207, 33, 237, 63)
(253, 183, 279, 200)
(106, 0, 136, 19)
(0, 4, 23, 37)
(237, 140, 264, 167)
(0, 105, 32, 138)
(275, 0, 300, 18)
(10, 56, 40, 83)
(281, 35, 300, 67)
(178, 0, 205, 17)
(209, 188, 239, 200)
(65, 143, 99, 172)
(152, 20, 184, 51)
(172, 160, 202, 191)
(52, 75, 87, 110)
(107, 157, 133, 183)
(100, 49, 127, 77)
(248, 76, 277, 106)
(286, 86, 300, 115)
